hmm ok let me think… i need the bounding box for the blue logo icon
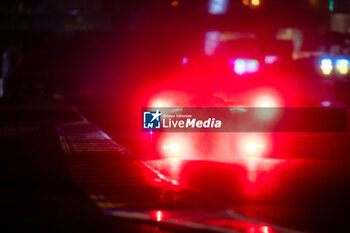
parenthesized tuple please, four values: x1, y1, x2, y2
(143, 110, 161, 129)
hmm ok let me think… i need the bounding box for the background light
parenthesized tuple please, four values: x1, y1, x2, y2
(160, 135, 192, 158)
(181, 56, 189, 66)
(242, 0, 249, 6)
(151, 99, 171, 108)
(321, 101, 332, 107)
(234, 59, 246, 75)
(255, 96, 277, 107)
(245, 141, 263, 153)
(254, 96, 278, 120)
(335, 59, 349, 75)
(169, 143, 180, 154)
(231, 59, 260, 75)
(246, 60, 259, 73)
(239, 134, 267, 158)
(204, 31, 221, 56)
(171, 0, 179, 7)
(320, 58, 333, 75)
(152, 210, 164, 222)
(163, 141, 182, 157)
(264, 55, 278, 64)
(251, 0, 260, 6)
(208, 0, 228, 15)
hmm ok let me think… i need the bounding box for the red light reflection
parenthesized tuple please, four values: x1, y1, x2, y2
(203, 219, 273, 233)
(152, 210, 165, 222)
(248, 225, 271, 233)
(239, 134, 268, 159)
(160, 134, 193, 159)
(261, 225, 270, 233)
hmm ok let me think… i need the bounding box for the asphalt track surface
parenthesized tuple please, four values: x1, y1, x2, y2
(2, 101, 350, 233)
(0, 102, 212, 233)
(76, 104, 350, 233)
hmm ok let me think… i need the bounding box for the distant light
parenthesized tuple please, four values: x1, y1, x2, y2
(245, 141, 263, 153)
(171, 179, 179, 185)
(329, 0, 334, 11)
(264, 55, 279, 64)
(242, 0, 249, 6)
(234, 59, 246, 75)
(261, 225, 270, 233)
(240, 135, 266, 157)
(149, 130, 153, 135)
(161, 135, 192, 159)
(335, 59, 349, 75)
(169, 143, 180, 154)
(181, 56, 189, 66)
(251, 0, 260, 6)
(168, 158, 181, 172)
(208, 0, 228, 15)
(253, 93, 280, 121)
(246, 59, 259, 73)
(163, 142, 181, 156)
(155, 210, 163, 222)
(261, 102, 271, 107)
(230, 59, 260, 75)
(255, 96, 277, 108)
(204, 31, 221, 56)
(248, 225, 271, 233)
(152, 99, 171, 108)
(321, 101, 332, 107)
(320, 58, 333, 75)
(309, 0, 318, 7)
(171, 0, 179, 7)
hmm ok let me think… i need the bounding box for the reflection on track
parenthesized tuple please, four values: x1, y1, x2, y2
(144, 156, 350, 233)
(56, 118, 297, 233)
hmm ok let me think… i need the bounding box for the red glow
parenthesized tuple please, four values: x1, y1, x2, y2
(169, 143, 180, 154)
(240, 134, 266, 158)
(151, 99, 172, 108)
(181, 56, 189, 66)
(146, 91, 191, 109)
(242, 136, 265, 156)
(264, 55, 279, 64)
(163, 142, 182, 156)
(254, 96, 277, 107)
(250, 88, 284, 108)
(161, 134, 192, 158)
(229, 58, 260, 75)
(153, 210, 163, 222)
(260, 225, 270, 233)
(251, 0, 260, 6)
(168, 158, 182, 173)
(321, 101, 332, 107)
(248, 225, 271, 233)
(251, 91, 283, 121)
(245, 141, 263, 153)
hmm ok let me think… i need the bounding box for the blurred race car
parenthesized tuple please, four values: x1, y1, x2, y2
(141, 71, 345, 163)
(135, 31, 346, 164)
